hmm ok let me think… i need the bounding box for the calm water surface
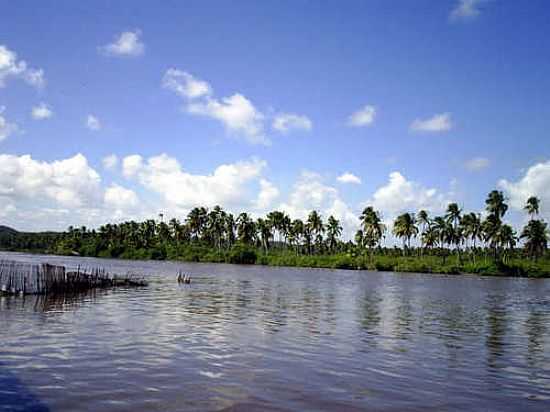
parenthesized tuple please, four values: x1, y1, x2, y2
(1, 251, 549, 411)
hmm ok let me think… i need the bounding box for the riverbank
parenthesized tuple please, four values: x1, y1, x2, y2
(3, 246, 549, 278)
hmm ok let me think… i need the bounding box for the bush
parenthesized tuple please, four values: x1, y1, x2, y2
(228, 244, 257, 264)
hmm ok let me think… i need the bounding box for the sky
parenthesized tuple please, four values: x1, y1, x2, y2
(1, 0, 550, 237)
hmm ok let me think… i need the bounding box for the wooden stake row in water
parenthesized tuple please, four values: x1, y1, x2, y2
(0, 260, 147, 295)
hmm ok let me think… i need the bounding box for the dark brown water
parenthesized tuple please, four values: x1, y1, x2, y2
(1, 252, 549, 412)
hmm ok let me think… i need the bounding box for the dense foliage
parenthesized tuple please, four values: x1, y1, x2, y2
(1, 191, 548, 277)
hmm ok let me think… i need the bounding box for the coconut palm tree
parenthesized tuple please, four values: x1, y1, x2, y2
(421, 225, 439, 251)
(256, 218, 272, 254)
(326, 215, 342, 253)
(290, 219, 305, 255)
(417, 210, 430, 255)
(525, 196, 540, 219)
(186, 207, 208, 241)
(520, 219, 548, 261)
(307, 210, 324, 253)
(360, 206, 386, 258)
(392, 213, 418, 255)
(354, 229, 364, 249)
(236, 213, 256, 245)
(495, 224, 516, 264)
(485, 190, 508, 221)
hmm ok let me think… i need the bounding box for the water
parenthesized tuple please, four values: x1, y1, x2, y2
(1, 252, 549, 411)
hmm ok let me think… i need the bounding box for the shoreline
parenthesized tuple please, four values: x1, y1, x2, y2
(2, 248, 549, 279)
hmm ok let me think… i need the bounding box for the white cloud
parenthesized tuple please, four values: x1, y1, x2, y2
(163, 69, 290, 145)
(254, 179, 280, 210)
(162, 69, 212, 99)
(188, 94, 267, 145)
(279, 171, 359, 238)
(0, 153, 101, 208)
(465, 157, 490, 171)
(31, 103, 53, 120)
(104, 184, 139, 211)
(0, 44, 45, 88)
(368, 171, 452, 221)
(450, 0, 483, 21)
(337, 172, 361, 185)
(348, 105, 376, 127)
(410, 112, 453, 133)
(123, 154, 267, 210)
(498, 160, 550, 220)
(99, 30, 145, 57)
(0, 107, 19, 141)
(102, 154, 119, 170)
(272, 113, 312, 133)
(122, 154, 143, 178)
(86, 114, 101, 131)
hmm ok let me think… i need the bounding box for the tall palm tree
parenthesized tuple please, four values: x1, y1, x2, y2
(256, 218, 272, 254)
(326, 215, 342, 253)
(524, 196, 540, 219)
(417, 210, 430, 255)
(445, 203, 463, 261)
(495, 224, 516, 264)
(486, 190, 508, 221)
(186, 207, 208, 241)
(354, 229, 364, 249)
(236, 212, 256, 245)
(291, 219, 305, 255)
(520, 219, 548, 261)
(307, 210, 324, 253)
(392, 213, 418, 255)
(360, 206, 386, 258)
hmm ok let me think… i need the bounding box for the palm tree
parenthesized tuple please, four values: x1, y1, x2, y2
(256, 218, 272, 254)
(392, 213, 418, 255)
(486, 190, 508, 221)
(326, 215, 342, 253)
(354, 229, 364, 249)
(524, 196, 540, 219)
(236, 213, 256, 245)
(290, 219, 304, 255)
(417, 210, 430, 255)
(495, 224, 516, 264)
(360, 206, 386, 259)
(307, 210, 324, 253)
(422, 226, 439, 251)
(482, 214, 501, 260)
(520, 219, 548, 261)
(186, 207, 208, 241)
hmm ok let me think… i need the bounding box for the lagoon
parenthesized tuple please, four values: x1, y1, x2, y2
(1, 251, 549, 411)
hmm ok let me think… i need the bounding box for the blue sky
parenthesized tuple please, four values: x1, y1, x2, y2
(1, 0, 550, 235)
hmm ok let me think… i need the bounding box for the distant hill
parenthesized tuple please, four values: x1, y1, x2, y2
(0, 225, 18, 235)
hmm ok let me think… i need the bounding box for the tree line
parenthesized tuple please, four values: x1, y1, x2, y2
(0, 190, 548, 272)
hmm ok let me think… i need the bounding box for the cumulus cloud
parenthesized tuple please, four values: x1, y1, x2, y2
(337, 172, 361, 184)
(254, 179, 280, 210)
(104, 184, 139, 211)
(122, 154, 143, 177)
(368, 171, 452, 221)
(465, 157, 490, 171)
(279, 171, 359, 238)
(86, 114, 101, 131)
(0, 107, 19, 141)
(498, 160, 550, 220)
(123, 153, 267, 210)
(31, 103, 53, 120)
(163, 69, 308, 145)
(272, 113, 312, 133)
(102, 154, 119, 170)
(450, 0, 483, 21)
(162, 69, 212, 99)
(0, 153, 101, 208)
(188, 94, 267, 145)
(99, 30, 145, 57)
(410, 112, 452, 133)
(0, 44, 45, 88)
(347, 105, 376, 127)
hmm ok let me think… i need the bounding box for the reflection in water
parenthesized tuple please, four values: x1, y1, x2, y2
(1, 252, 550, 411)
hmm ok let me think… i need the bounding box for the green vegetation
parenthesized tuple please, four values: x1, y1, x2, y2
(1, 191, 549, 277)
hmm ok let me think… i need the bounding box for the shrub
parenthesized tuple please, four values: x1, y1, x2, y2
(228, 244, 257, 264)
